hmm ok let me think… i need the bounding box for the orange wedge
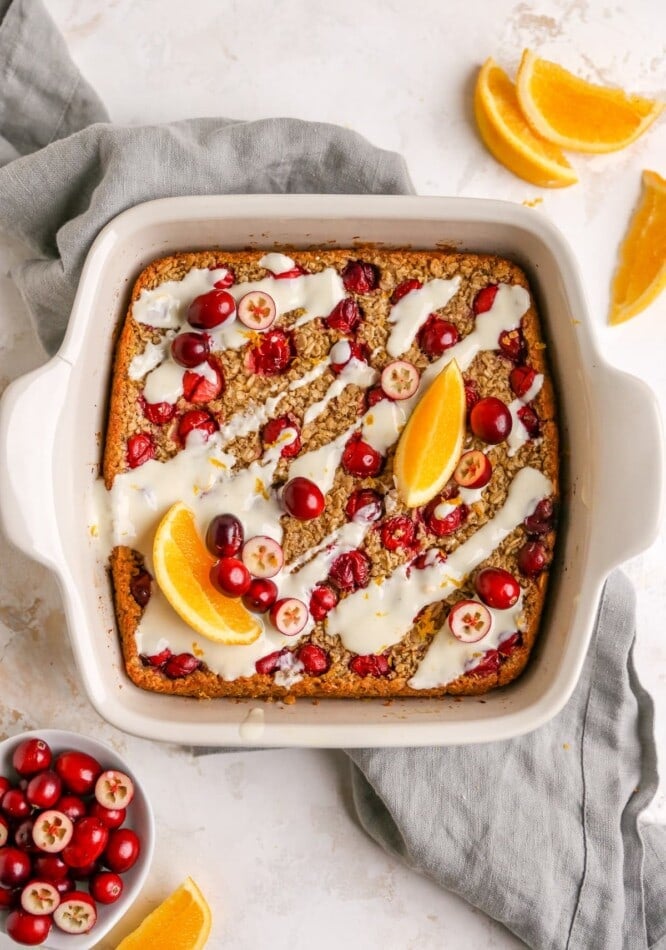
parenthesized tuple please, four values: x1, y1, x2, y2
(474, 57, 577, 188)
(609, 170, 666, 325)
(153, 502, 261, 645)
(116, 876, 212, 950)
(394, 360, 466, 508)
(516, 49, 664, 153)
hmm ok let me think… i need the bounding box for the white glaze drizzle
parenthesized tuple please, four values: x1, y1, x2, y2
(303, 358, 378, 425)
(387, 277, 461, 357)
(326, 466, 551, 655)
(259, 253, 296, 274)
(128, 339, 170, 380)
(507, 373, 544, 458)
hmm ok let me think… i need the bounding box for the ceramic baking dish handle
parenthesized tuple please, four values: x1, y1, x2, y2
(0, 356, 71, 571)
(592, 367, 664, 574)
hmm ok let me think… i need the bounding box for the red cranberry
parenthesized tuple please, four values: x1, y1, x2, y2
(262, 414, 301, 458)
(26, 771, 61, 810)
(88, 803, 126, 830)
(418, 316, 460, 357)
(498, 632, 523, 657)
(141, 648, 172, 669)
(177, 409, 218, 445)
(472, 284, 499, 314)
(212, 267, 235, 288)
(518, 541, 548, 576)
(0, 778, 10, 797)
(171, 331, 210, 368)
(297, 644, 330, 675)
(0, 886, 18, 909)
(517, 405, 540, 437)
(243, 578, 278, 613)
(163, 653, 200, 679)
(129, 569, 152, 608)
(464, 379, 480, 413)
(0, 847, 31, 887)
(498, 328, 526, 362)
(475, 567, 520, 609)
(206, 514, 244, 558)
(32, 855, 68, 881)
(90, 870, 123, 905)
(391, 279, 422, 304)
(467, 649, 500, 677)
(272, 265, 307, 279)
(423, 499, 468, 537)
(142, 399, 176, 425)
(13, 820, 35, 852)
(380, 515, 416, 551)
(2, 790, 30, 820)
(12, 739, 52, 776)
(329, 550, 370, 592)
(6, 909, 52, 945)
(330, 339, 366, 374)
(210, 558, 252, 597)
(246, 329, 293, 376)
(341, 260, 380, 294)
(345, 488, 383, 522)
(282, 477, 325, 520)
(182, 361, 224, 403)
(524, 498, 554, 537)
(56, 796, 87, 822)
(325, 298, 362, 333)
(410, 549, 447, 571)
(127, 433, 155, 468)
(509, 365, 537, 398)
(104, 828, 140, 874)
(470, 397, 512, 444)
(349, 654, 390, 677)
(342, 434, 383, 478)
(255, 650, 286, 676)
(366, 385, 387, 408)
(54, 753, 101, 796)
(187, 289, 236, 329)
(309, 584, 338, 621)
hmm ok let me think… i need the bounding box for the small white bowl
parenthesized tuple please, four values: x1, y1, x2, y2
(0, 729, 154, 949)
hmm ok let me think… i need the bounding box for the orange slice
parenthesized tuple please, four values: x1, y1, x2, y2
(516, 49, 664, 153)
(394, 360, 466, 508)
(116, 876, 212, 950)
(153, 502, 261, 645)
(609, 170, 666, 325)
(474, 57, 577, 188)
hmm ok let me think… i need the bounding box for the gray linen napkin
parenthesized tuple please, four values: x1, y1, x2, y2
(0, 2, 663, 948)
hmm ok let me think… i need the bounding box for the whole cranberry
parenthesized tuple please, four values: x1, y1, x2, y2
(142, 399, 176, 425)
(177, 409, 218, 445)
(341, 435, 383, 478)
(103, 828, 140, 874)
(90, 870, 123, 905)
(325, 298, 362, 333)
(366, 385, 387, 408)
(524, 498, 554, 537)
(13, 819, 35, 852)
(243, 578, 278, 613)
(349, 654, 390, 677)
(329, 550, 371, 592)
(26, 771, 61, 810)
(246, 329, 293, 376)
(187, 289, 236, 329)
(0, 847, 32, 887)
(518, 541, 548, 576)
(130, 569, 152, 608)
(163, 653, 200, 679)
(510, 365, 537, 398)
(517, 405, 540, 437)
(470, 397, 512, 444)
(127, 433, 155, 469)
(0, 778, 10, 797)
(472, 284, 498, 314)
(0, 885, 18, 908)
(262, 414, 301, 458)
(345, 488, 383, 523)
(297, 644, 330, 675)
(210, 558, 252, 597)
(309, 584, 338, 621)
(418, 316, 460, 357)
(423, 499, 468, 537)
(55, 795, 87, 823)
(206, 514, 244, 558)
(33, 854, 68, 881)
(341, 260, 380, 294)
(391, 279, 422, 304)
(380, 515, 416, 551)
(55, 752, 102, 796)
(2, 789, 30, 820)
(62, 817, 108, 869)
(282, 477, 325, 520)
(171, 331, 210, 368)
(182, 361, 224, 403)
(6, 909, 51, 946)
(12, 739, 52, 777)
(87, 803, 126, 830)
(255, 650, 285, 676)
(475, 567, 520, 609)
(498, 328, 526, 362)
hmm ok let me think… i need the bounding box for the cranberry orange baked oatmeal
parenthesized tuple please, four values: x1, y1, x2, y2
(102, 249, 559, 699)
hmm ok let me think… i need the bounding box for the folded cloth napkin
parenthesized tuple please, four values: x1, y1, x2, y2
(0, 2, 663, 948)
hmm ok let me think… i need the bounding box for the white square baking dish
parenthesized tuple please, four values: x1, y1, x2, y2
(0, 195, 662, 747)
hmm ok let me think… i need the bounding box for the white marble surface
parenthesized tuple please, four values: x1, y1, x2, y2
(0, 0, 664, 947)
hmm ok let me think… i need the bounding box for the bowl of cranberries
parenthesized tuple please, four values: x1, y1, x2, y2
(0, 730, 154, 947)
